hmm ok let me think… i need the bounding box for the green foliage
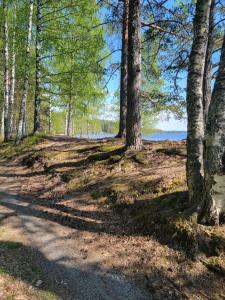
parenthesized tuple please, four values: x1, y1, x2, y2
(42, 0, 106, 133)
(52, 111, 118, 135)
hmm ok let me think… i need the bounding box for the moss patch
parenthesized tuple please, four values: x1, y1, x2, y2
(204, 256, 225, 276)
(0, 133, 45, 159)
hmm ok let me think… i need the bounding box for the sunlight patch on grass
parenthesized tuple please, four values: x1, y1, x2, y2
(0, 133, 45, 159)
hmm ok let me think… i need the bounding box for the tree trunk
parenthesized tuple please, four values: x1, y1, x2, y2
(203, 0, 215, 124)
(9, 2, 17, 139)
(126, 0, 142, 151)
(65, 109, 68, 135)
(33, 0, 42, 133)
(3, 0, 10, 142)
(200, 33, 225, 225)
(66, 102, 73, 136)
(16, 0, 34, 143)
(87, 118, 89, 138)
(66, 73, 74, 137)
(48, 100, 52, 135)
(116, 0, 129, 139)
(186, 0, 211, 205)
(1, 108, 4, 138)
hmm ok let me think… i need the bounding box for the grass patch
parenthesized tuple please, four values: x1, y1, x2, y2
(0, 266, 7, 274)
(2, 241, 22, 249)
(0, 133, 45, 159)
(203, 256, 225, 276)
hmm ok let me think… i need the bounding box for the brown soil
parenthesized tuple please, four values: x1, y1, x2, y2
(0, 135, 225, 300)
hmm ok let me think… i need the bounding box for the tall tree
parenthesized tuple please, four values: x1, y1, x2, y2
(116, 0, 129, 139)
(3, 0, 10, 142)
(126, 0, 142, 151)
(186, 0, 212, 205)
(66, 73, 74, 137)
(200, 33, 225, 225)
(16, 0, 34, 143)
(33, 0, 42, 133)
(9, 1, 17, 139)
(203, 0, 215, 124)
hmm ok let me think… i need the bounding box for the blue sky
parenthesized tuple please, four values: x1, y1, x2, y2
(100, 0, 189, 132)
(103, 38, 188, 132)
(157, 112, 187, 131)
(101, 0, 223, 132)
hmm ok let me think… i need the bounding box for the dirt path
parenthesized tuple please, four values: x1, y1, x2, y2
(0, 159, 151, 300)
(1, 136, 224, 300)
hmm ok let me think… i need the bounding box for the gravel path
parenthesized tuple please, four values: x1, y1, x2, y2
(0, 161, 151, 300)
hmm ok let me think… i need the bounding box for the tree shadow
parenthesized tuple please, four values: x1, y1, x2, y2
(0, 187, 188, 243)
(0, 191, 123, 235)
(0, 239, 150, 300)
(2, 181, 225, 261)
(0, 240, 60, 298)
(0, 227, 223, 300)
(156, 147, 186, 157)
(0, 188, 225, 299)
(0, 144, 126, 178)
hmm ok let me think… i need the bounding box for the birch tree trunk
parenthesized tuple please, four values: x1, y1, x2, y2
(9, 2, 17, 139)
(66, 73, 74, 137)
(65, 109, 68, 135)
(116, 0, 129, 139)
(48, 100, 52, 135)
(3, 0, 10, 142)
(34, 0, 42, 133)
(1, 108, 4, 138)
(16, 0, 34, 143)
(186, 0, 211, 205)
(203, 0, 215, 124)
(126, 0, 142, 151)
(200, 33, 225, 225)
(66, 103, 73, 137)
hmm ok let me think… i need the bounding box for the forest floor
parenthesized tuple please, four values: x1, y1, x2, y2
(0, 135, 225, 300)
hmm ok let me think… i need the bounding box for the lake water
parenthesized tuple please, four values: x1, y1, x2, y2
(77, 131, 187, 141)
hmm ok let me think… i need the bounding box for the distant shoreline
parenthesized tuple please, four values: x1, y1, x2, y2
(75, 131, 187, 141)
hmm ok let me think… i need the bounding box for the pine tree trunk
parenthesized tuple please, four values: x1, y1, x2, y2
(126, 0, 142, 151)
(9, 2, 17, 139)
(186, 0, 211, 205)
(34, 0, 42, 133)
(116, 0, 129, 139)
(203, 0, 215, 124)
(3, 0, 10, 142)
(200, 33, 225, 225)
(16, 0, 34, 143)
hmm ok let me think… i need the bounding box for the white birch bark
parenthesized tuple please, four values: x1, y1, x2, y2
(9, 2, 17, 139)
(33, 0, 42, 133)
(200, 33, 225, 225)
(16, 0, 34, 143)
(3, 0, 10, 142)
